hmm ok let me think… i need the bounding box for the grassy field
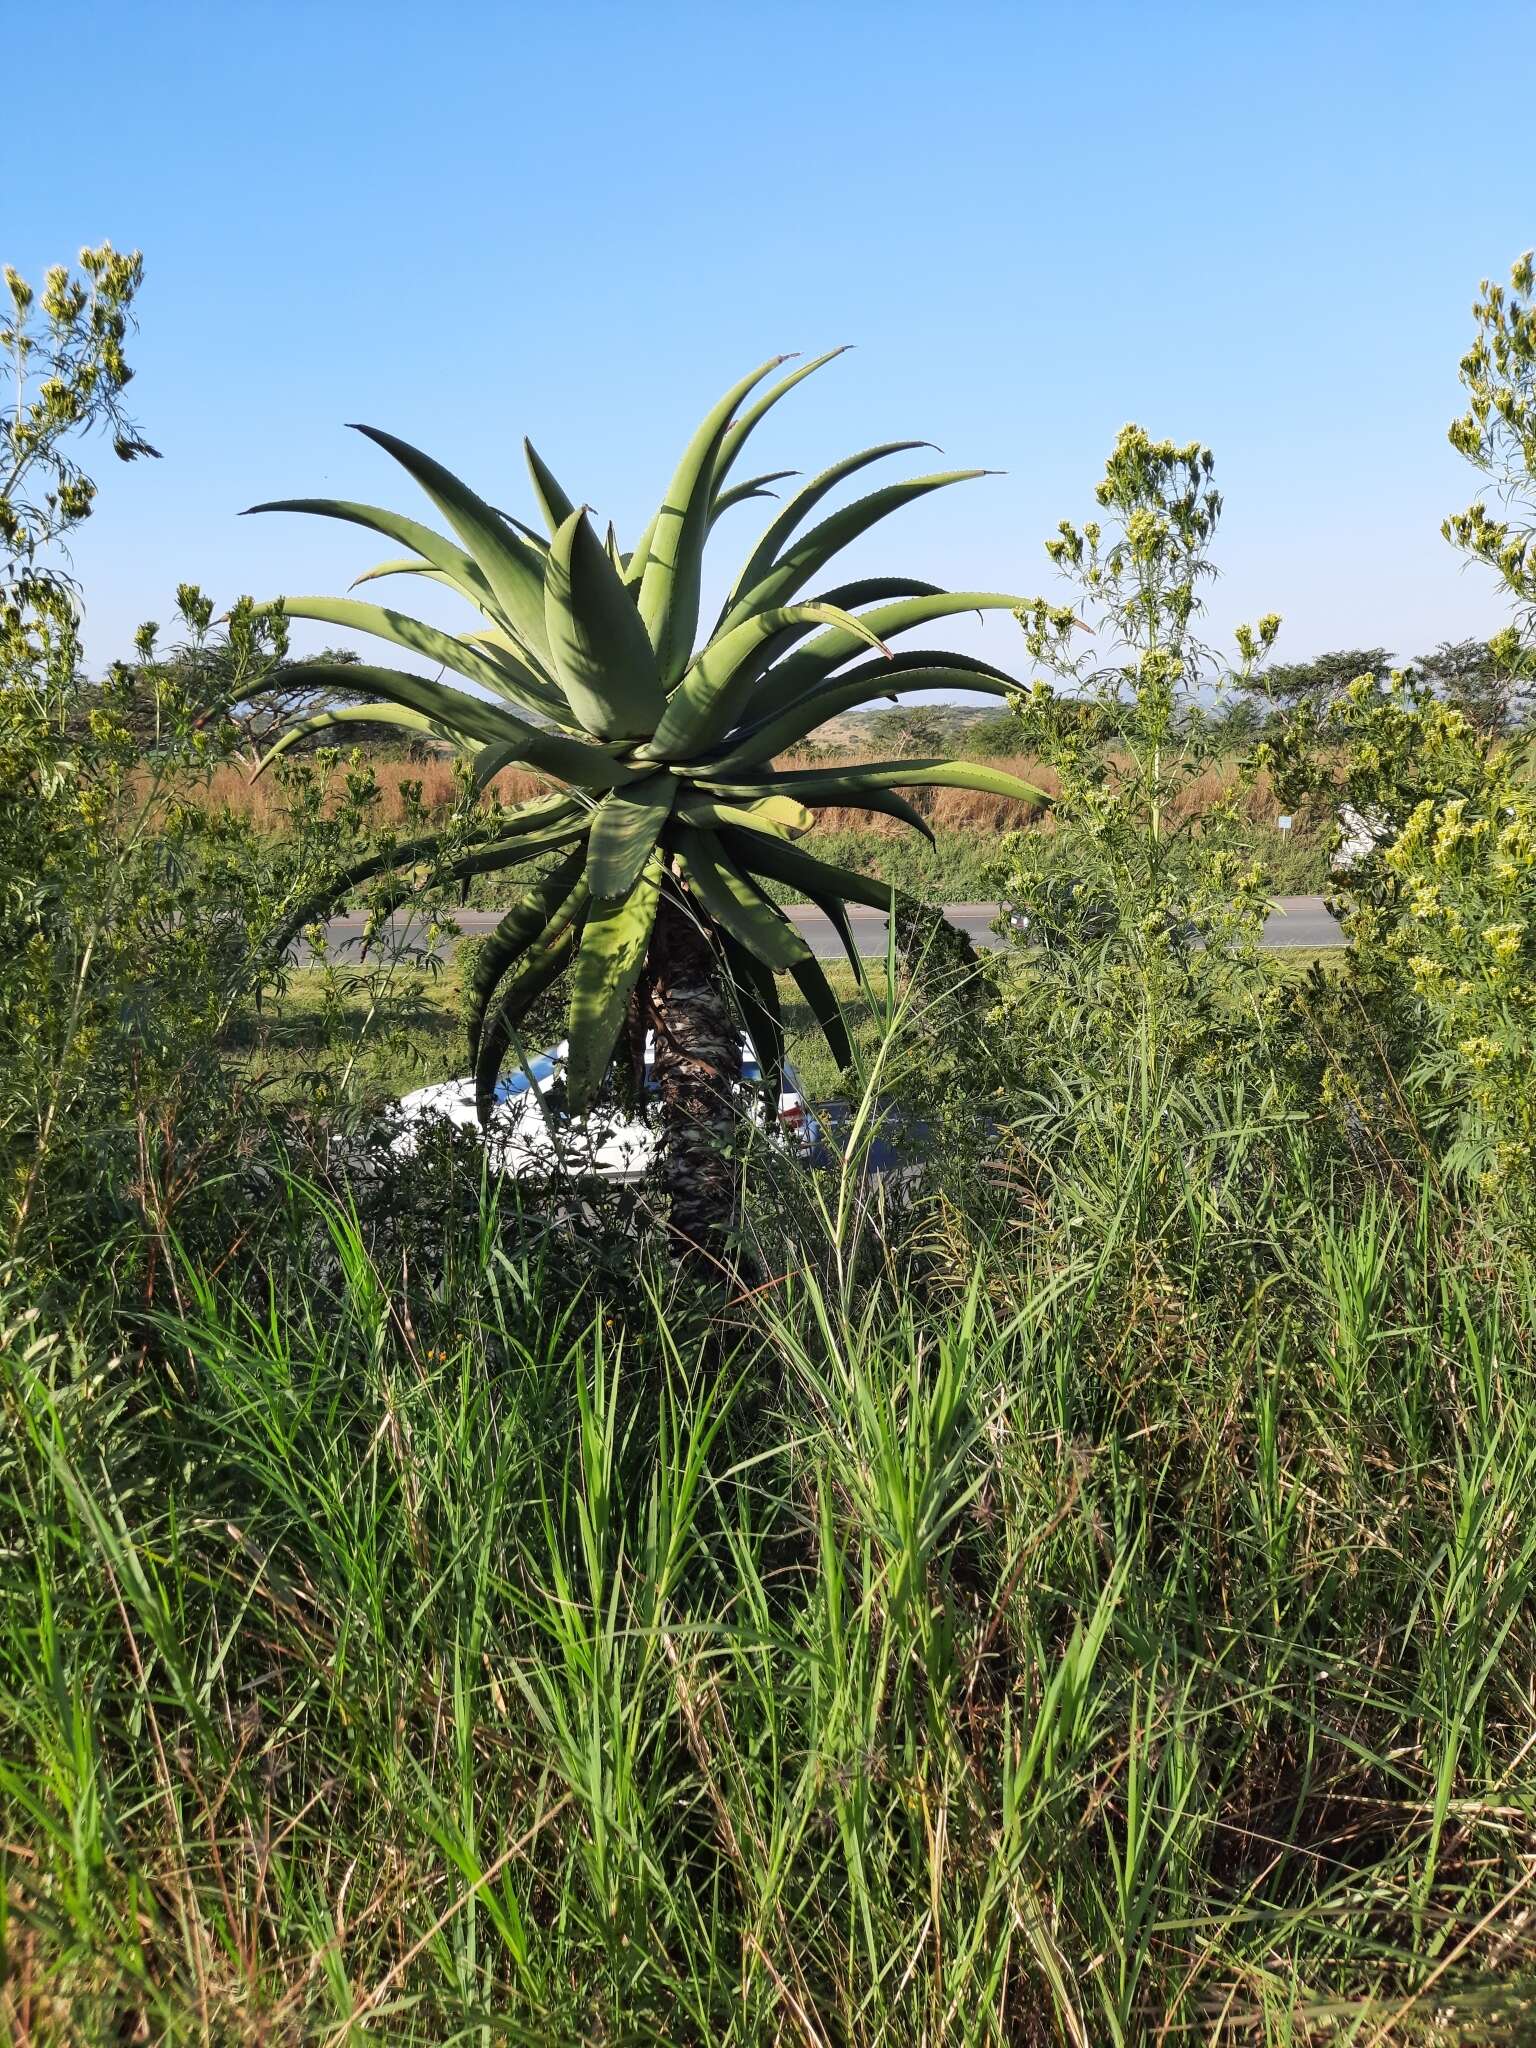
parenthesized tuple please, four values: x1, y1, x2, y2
(232, 940, 1347, 1109)
(228, 952, 897, 1104)
(7, 952, 1534, 2043)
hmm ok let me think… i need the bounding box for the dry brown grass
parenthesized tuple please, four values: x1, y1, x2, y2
(199, 748, 1291, 838)
(199, 755, 552, 832)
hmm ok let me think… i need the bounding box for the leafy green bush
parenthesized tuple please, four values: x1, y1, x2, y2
(0, 584, 295, 1294)
(983, 427, 1291, 1115)
(1265, 673, 1536, 1206)
(1252, 250, 1536, 1215)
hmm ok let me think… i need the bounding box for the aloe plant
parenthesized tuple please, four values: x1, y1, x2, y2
(249, 353, 1045, 1251)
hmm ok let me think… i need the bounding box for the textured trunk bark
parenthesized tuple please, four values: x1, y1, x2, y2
(636, 888, 740, 1268)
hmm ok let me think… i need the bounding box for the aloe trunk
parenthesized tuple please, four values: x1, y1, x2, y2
(640, 893, 740, 1265)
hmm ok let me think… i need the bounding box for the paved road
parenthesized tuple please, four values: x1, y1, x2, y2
(320, 894, 1342, 960)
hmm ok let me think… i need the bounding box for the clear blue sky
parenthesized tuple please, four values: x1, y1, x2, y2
(11, 0, 1533, 683)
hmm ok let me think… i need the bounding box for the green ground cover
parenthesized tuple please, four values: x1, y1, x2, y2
(7, 958, 1534, 2042)
(233, 941, 1346, 1109)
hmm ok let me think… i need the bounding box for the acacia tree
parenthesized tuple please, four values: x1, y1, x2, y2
(1237, 647, 1392, 718)
(865, 703, 954, 756)
(249, 354, 1044, 1259)
(1411, 638, 1523, 736)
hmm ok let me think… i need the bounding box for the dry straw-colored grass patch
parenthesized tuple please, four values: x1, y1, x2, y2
(198, 747, 1290, 838)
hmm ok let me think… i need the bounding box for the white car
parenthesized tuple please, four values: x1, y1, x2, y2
(392, 1033, 816, 1182)
(1332, 803, 1390, 875)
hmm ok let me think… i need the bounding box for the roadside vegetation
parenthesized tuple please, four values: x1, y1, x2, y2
(2, 242, 1535, 2043)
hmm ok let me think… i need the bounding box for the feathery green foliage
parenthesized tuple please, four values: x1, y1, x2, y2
(1, 243, 158, 623)
(1446, 248, 1536, 643)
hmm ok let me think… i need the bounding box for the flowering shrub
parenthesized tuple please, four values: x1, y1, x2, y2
(1262, 660, 1536, 1196)
(0, 588, 290, 1273)
(1365, 705, 1533, 1186)
(990, 426, 1284, 1091)
(1445, 248, 1536, 664)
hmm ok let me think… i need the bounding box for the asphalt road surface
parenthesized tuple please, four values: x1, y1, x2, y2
(319, 895, 1342, 961)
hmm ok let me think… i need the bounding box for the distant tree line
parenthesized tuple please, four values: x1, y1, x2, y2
(1234, 638, 1533, 733)
(848, 636, 1533, 764)
(89, 634, 1532, 766)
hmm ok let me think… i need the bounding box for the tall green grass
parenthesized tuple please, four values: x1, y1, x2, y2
(4, 990, 1535, 2043)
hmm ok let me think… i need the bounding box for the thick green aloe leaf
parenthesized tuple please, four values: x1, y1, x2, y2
(443, 821, 593, 887)
(716, 927, 784, 1094)
(809, 576, 946, 610)
(715, 828, 878, 981)
(712, 826, 899, 915)
(672, 829, 811, 973)
(244, 498, 502, 621)
(476, 894, 588, 1123)
(347, 425, 556, 675)
(710, 661, 1014, 771)
(637, 356, 785, 688)
(710, 348, 849, 493)
(705, 757, 1052, 808)
(266, 660, 641, 789)
(454, 630, 584, 725)
(621, 508, 658, 589)
(830, 786, 937, 844)
(364, 812, 590, 921)
(502, 512, 549, 553)
(736, 792, 814, 832)
(787, 954, 852, 1071)
(262, 801, 584, 960)
(803, 885, 867, 982)
(349, 556, 457, 593)
(722, 442, 932, 617)
(709, 470, 797, 530)
(718, 471, 992, 634)
(544, 507, 667, 739)
(565, 859, 664, 1114)
(646, 603, 889, 763)
(471, 739, 519, 792)
(586, 773, 676, 899)
(471, 742, 601, 794)
(467, 850, 586, 1064)
(749, 592, 1032, 723)
(273, 596, 567, 722)
(259, 659, 517, 750)
(523, 439, 578, 538)
(460, 626, 567, 683)
(674, 793, 812, 840)
(255, 703, 462, 775)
